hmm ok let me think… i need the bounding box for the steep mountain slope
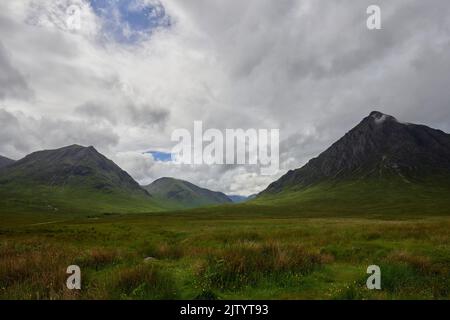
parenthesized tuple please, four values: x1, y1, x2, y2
(256, 112, 450, 215)
(0, 145, 161, 214)
(0, 145, 147, 194)
(0, 155, 15, 169)
(144, 177, 232, 209)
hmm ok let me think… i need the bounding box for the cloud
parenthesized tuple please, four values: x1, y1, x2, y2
(0, 108, 119, 159)
(74, 100, 170, 128)
(126, 102, 170, 128)
(75, 101, 118, 124)
(0, 43, 33, 100)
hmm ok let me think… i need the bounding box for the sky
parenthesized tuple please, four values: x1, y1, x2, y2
(1, 0, 450, 196)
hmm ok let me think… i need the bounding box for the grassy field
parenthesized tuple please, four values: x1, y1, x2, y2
(0, 206, 449, 300)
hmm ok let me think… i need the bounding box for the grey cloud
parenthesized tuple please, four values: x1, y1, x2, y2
(75, 101, 170, 129)
(0, 43, 33, 100)
(0, 108, 119, 159)
(126, 103, 170, 128)
(75, 102, 118, 124)
(0, 109, 30, 154)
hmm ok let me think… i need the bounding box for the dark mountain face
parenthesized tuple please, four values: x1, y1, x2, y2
(263, 111, 450, 194)
(0, 145, 148, 196)
(0, 155, 15, 169)
(144, 177, 232, 208)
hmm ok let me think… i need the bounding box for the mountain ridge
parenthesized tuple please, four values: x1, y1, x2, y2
(261, 111, 450, 196)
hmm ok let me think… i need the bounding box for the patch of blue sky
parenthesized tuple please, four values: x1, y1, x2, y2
(145, 150, 173, 162)
(89, 0, 171, 44)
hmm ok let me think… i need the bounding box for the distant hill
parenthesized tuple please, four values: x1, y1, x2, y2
(144, 177, 232, 209)
(227, 194, 257, 203)
(0, 155, 15, 169)
(256, 111, 450, 215)
(228, 195, 249, 203)
(0, 145, 161, 214)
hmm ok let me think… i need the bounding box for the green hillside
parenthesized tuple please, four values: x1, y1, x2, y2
(0, 145, 163, 214)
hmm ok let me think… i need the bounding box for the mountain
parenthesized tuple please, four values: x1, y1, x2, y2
(0, 155, 15, 169)
(0, 145, 147, 194)
(227, 194, 257, 203)
(228, 195, 249, 203)
(144, 177, 232, 209)
(256, 111, 450, 215)
(0, 145, 161, 214)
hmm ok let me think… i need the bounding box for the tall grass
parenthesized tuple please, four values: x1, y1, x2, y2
(112, 264, 178, 299)
(198, 241, 334, 290)
(1, 213, 449, 300)
(0, 241, 79, 299)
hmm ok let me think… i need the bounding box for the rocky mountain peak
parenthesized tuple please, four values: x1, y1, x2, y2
(262, 111, 450, 194)
(0, 145, 148, 196)
(367, 111, 399, 124)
